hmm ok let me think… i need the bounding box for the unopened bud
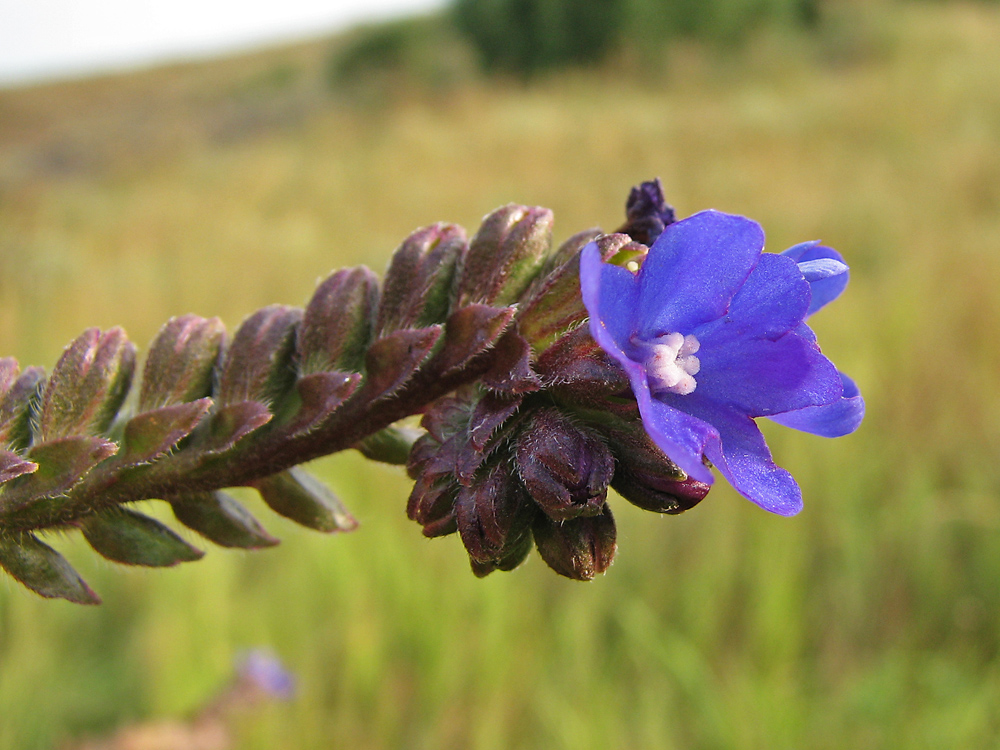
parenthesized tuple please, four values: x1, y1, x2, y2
(515, 408, 614, 520)
(139, 315, 225, 410)
(616, 178, 676, 246)
(456, 461, 534, 565)
(598, 412, 709, 514)
(299, 266, 379, 374)
(38, 327, 136, 440)
(377, 223, 466, 333)
(457, 205, 553, 307)
(532, 504, 617, 581)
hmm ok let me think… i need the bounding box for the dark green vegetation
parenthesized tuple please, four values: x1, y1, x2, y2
(3, 2, 1000, 747)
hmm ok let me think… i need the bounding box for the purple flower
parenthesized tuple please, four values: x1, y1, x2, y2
(580, 210, 861, 516)
(769, 241, 865, 438)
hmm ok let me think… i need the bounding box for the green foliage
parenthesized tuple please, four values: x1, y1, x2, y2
(452, 0, 822, 76)
(453, 0, 624, 76)
(326, 15, 475, 99)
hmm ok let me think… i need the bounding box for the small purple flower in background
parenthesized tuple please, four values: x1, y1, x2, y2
(581, 210, 862, 516)
(236, 649, 296, 699)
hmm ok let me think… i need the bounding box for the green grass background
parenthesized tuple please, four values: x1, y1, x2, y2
(3, 3, 1000, 747)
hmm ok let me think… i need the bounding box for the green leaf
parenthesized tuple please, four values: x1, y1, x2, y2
(254, 467, 358, 533)
(170, 491, 279, 549)
(0, 436, 118, 519)
(0, 532, 101, 604)
(80, 508, 204, 567)
(117, 399, 213, 468)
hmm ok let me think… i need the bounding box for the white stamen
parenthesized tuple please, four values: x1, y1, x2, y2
(641, 332, 701, 395)
(625, 260, 640, 273)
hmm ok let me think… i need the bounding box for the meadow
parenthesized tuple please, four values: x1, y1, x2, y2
(2, 2, 1000, 747)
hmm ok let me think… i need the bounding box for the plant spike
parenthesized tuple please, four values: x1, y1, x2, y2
(0, 180, 863, 603)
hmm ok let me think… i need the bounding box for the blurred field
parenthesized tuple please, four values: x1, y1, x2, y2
(3, 2, 1000, 748)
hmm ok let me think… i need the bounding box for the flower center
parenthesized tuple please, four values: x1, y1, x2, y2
(640, 332, 700, 396)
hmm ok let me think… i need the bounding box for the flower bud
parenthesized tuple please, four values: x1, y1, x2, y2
(377, 223, 466, 333)
(616, 178, 676, 246)
(171, 490, 279, 549)
(217, 305, 302, 407)
(456, 461, 534, 565)
(457, 205, 553, 307)
(0, 362, 45, 451)
(254, 467, 358, 533)
(406, 472, 459, 538)
(299, 266, 379, 375)
(532, 504, 617, 581)
(38, 327, 135, 441)
(515, 408, 614, 521)
(139, 315, 225, 410)
(597, 411, 709, 514)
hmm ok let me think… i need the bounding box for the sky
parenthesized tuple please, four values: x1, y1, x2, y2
(0, 0, 446, 85)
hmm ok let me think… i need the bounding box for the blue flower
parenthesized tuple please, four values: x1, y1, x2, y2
(580, 210, 861, 515)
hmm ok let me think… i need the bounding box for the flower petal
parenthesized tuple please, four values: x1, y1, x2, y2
(580, 242, 640, 350)
(635, 396, 717, 485)
(768, 371, 865, 437)
(637, 210, 764, 337)
(781, 241, 849, 316)
(695, 252, 810, 345)
(685, 399, 804, 516)
(691, 331, 842, 416)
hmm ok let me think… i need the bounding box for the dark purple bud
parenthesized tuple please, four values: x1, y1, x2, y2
(616, 178, 676, 246)
(468, 392, 521, 451)
(38, 327, 136, 441)
(216, 305, 302, 407)
(79, 508, 204, 567)
(532, 504, 617, 581)
(470, 526, 533, 578)
(254, 467, 358, 533)
(171, 491, 279, 549)
(418, 390, 476, 447)
(515, 408, 614, 521)
(362, 326, 442, 401)
(139, 315, 226, 411)
(0, 532, 101, 604)
(299, 266, 379, 375)
(534, 325, 630, 399)
(457, 205, 553, 307)
(456, 461, 534, 564)
(406, 472, 460, 538)
(0, 363, 46, 451)
(377, 223, 466, 333)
